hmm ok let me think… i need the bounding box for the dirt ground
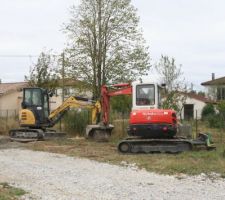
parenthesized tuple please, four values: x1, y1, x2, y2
(0, 148, 225, 200)
(0, 136, 225, 199)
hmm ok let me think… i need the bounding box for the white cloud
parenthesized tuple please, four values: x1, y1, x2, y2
(0, 0, 224, 90)
(131, 0, 225, 90)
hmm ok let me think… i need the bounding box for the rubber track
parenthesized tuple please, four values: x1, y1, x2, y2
(9, 128, 44, 142)
(118, 138, 193, 153)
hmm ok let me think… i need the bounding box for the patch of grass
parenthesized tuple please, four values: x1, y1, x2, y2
(0, 117, 19, 135)
(0, 182, 26, 200)
(23, 119, 225, 177)
(26, 136, 225, 177)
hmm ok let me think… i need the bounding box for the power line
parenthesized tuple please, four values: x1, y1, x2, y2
(0, 55, 39, 58)
(0, 54, 62, 58)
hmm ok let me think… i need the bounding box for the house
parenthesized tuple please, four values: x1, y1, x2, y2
(0, 82, 28, 116)
(0, 79, 92, 117)
(50, 79, 92, 111)
(201, 73, 225, 101)
(179, 92, 214, 120)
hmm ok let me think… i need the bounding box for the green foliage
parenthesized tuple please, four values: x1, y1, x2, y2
(205, 114, 221, 128)
(202, 102, 225, 129)
(63, 110, 90, 136)
(111, 95, 132, 114)
(201, 103, 216, 119)
(0, 182, 26, 200)
(25, 51, 59, 90)
(162, 91, 186, 113)
(64, 0, 150, 98)
(197, 91, 205, 97)
(217, 100, 225, 119)
(155, 55, 186, 113)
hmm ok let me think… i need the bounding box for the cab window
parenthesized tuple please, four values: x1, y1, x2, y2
(136, 84, 155, 106)
(24, 88, 42, 106)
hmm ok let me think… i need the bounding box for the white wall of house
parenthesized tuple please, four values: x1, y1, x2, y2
(204, 85, 225, 101)
(0, 91, 23, 116)
(206, 86, 217, 100)
(180, 96, 206, 120)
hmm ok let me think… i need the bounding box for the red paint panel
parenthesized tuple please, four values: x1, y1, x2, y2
(130, 109, 176, 125)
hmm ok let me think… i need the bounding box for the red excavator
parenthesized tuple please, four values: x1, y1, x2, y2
(88, 81, 215, 153)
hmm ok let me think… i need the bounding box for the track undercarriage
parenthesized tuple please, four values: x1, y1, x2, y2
(9, 128, 66, 142)
(118, 133, 215, 153)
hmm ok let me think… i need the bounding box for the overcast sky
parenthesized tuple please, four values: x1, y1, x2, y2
(0, 0, 224, 91)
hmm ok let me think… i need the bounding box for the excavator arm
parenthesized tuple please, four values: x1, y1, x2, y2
(48, 96, 101, 127)
(101, 83, 132, 125)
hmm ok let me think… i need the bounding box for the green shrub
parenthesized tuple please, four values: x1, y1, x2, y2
(217, 100, 225, 118)
(205, 114, 221, 128)
(111, 95, 132, 114)
(201, 103, 215, 119)
(63, 109, 90, 136)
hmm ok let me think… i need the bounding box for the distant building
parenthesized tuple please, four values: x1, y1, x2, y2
(50, 79, 92, 111)
(0, 82, 28, 116)
(201, 73, 225, 101)
(0, 79, 92, 116)
(179, 92, 214, 120)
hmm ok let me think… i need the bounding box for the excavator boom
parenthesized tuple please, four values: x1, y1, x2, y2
(48, 96, 101, 127)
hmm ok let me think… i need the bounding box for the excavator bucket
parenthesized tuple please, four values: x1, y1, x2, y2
(85, 124, 114, 142)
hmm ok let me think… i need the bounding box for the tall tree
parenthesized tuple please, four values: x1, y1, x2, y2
(155, 55, 183, 92)
(64, 0, 150, 98)
(25, 51, 59, 89)
(155, 55, 186, 113)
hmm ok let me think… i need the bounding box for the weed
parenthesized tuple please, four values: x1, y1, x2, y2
(0, 182, 26, 200)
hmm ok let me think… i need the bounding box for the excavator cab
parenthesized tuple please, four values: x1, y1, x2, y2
(133, 83, 165, 109)
(20, 88, 50, 128)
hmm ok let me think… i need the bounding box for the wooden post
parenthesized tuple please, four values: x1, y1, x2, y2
(194, 110, 198, 139)
(6, 110, 8, 131)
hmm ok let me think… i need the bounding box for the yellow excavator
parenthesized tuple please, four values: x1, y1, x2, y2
(9, 87, 112, 142)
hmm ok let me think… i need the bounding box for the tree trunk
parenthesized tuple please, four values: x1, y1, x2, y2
(97, 0, 102, 98)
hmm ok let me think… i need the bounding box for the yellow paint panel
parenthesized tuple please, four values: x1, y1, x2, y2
(19, 109, 36, 126)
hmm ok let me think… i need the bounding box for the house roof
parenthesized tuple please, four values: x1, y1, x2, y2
(57, 78, 82, 87)
(201, 76, 225, 86)
(0, 82, 28, 96)
(180, 92, 215, 103)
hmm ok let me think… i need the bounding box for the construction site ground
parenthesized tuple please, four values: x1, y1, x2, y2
(0, 136, 225, 199)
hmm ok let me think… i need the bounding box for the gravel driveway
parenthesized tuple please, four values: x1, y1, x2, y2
(0, 149, 224, 200)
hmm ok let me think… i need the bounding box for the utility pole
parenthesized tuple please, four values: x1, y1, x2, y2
(60, 51, 65, 131)
(62, 52, 65, 102)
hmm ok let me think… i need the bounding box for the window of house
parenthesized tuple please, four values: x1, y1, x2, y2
(217, 87, 225, 100)
(64, 88, 71, 96)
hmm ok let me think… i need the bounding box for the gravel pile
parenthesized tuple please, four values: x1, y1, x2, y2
(0, 149, 224, 200)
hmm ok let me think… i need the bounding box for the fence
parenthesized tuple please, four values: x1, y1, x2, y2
(0, 108, 224, 144)
(0, 110, 19, 134)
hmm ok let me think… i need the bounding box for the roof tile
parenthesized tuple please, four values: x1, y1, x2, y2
(201, 76, 225, 86)
(0, 82, 28, 95)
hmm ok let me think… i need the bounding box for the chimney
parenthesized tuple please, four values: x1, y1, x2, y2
(212, 73, 215, 80)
